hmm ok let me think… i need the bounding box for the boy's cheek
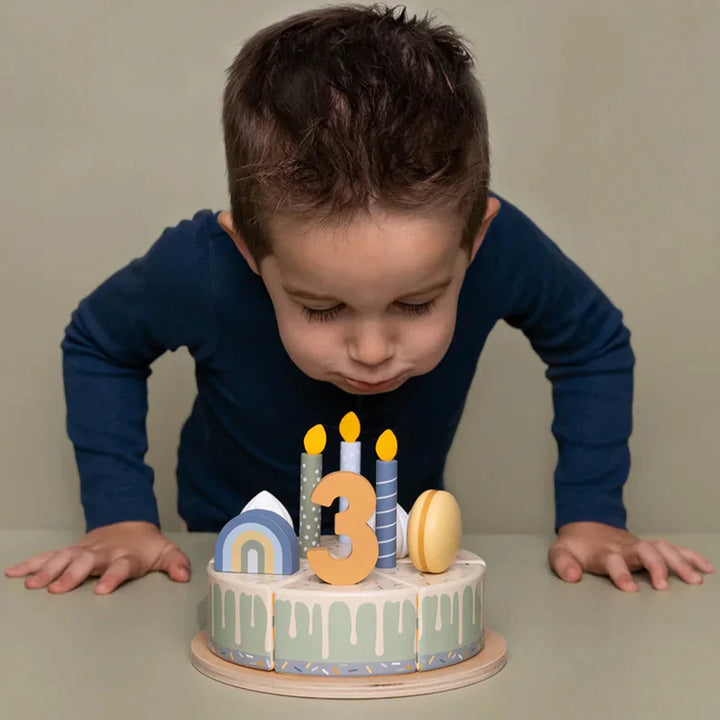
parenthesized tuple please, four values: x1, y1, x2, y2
(414, 332, 455, 374)
(275, 322, 336, 372)
(410, 313, 457, 362)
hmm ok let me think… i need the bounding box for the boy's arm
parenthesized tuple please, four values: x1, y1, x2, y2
(63, 214, 216, 531)
(486, 199, 713, 589)
(6, 213, 217, 593)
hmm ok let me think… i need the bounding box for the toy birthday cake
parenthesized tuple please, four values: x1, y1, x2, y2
(204, 413, 487, 678)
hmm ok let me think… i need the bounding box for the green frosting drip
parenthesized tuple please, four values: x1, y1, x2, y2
(211, 584, 269, 656)
(209, 575, 483, 669)
(420, 583, 482, 655)
(275, 599, 416, 663)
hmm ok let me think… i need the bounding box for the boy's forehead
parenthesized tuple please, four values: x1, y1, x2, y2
(262, 209, 466, 294)
(266, 207, 464, 248)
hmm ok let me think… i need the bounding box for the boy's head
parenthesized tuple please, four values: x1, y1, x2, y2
(220, 4, 499, 394)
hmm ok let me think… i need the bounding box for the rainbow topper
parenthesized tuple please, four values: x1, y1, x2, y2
(214, 508, 299, 575)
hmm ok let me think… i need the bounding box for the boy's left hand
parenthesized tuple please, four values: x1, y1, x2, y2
(549, 521, 715, 591)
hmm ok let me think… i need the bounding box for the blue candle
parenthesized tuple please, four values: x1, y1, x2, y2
(375, 430, 398, 569)
(339, 412, 361, 545)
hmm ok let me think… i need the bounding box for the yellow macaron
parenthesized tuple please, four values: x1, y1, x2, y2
(407, 489, 462, 573)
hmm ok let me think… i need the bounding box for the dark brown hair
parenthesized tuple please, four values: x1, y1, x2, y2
(222, 4, 489, 260)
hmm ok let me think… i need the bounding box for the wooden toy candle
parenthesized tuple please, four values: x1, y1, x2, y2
(299, 424, 326, 558)
(338, 411, 361, 544)
(374, 429, 398, 569)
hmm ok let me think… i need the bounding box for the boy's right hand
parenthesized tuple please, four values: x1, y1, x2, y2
(4, 521, 191, 595)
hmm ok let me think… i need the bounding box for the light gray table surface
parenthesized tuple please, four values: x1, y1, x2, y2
(1, 531, 717, 719)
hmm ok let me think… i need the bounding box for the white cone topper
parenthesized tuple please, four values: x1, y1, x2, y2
(240, 490, 294, 530)
(366, 503, 409, 558)
(395, 503, 409, 559)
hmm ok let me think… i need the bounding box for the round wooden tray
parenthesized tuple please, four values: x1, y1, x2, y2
(191, 629, 507, 698)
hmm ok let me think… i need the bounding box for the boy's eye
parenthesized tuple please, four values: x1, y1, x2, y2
(301, 304, 345, 322)
(300, 298, 438, 322)
(396, 298, 438, 316)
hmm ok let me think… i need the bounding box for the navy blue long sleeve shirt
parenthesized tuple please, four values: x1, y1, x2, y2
(62, 196, 634, 533)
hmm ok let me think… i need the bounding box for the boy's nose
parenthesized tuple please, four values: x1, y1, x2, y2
(347, 321, 394, 368)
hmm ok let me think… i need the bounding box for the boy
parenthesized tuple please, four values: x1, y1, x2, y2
(6, 4, 712, 595)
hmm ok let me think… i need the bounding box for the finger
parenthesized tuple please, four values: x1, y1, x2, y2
(24, 550, 75, 589)
(156, 547, 191, 583)
(47, 551, 100, 594)
(95, 556, 143, 595)
(548, 546, 582, 583)
(5, 551, 56, 577)
(675, 546, 715, 574)
(653, 541, 703, 585)
(631, 542, 669, 590)
(605, 553, 638, 592)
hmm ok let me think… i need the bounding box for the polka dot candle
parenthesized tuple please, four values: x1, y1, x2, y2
(299, 424, 326, 559)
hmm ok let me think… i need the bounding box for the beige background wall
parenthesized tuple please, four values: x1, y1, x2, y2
(1, 1, 718, 533)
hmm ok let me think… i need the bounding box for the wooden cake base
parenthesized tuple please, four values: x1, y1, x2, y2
(191, 629, 507, 698)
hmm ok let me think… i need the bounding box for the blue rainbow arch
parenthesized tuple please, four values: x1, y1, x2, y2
(214, 509, 299, 575)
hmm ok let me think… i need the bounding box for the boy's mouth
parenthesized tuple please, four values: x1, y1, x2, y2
(344, 375, 403, 394)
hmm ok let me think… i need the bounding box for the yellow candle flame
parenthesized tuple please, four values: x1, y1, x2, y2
(375, 429, 397, 461)
(339, 411, 361, 443)
(303, 424, 326, 455)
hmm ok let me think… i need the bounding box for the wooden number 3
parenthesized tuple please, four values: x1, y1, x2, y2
(307, 471, 379, 585)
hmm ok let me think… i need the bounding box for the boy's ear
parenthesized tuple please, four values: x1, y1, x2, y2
(217, 211, 260, 275)
(469, 197, 501, 263)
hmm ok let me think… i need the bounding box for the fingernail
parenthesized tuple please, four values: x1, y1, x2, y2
(658, 580, 669, 590)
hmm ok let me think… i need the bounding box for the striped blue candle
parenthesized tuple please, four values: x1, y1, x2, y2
(375, 430, 398, 569)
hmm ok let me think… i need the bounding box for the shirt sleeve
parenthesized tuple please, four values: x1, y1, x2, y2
(485, 199, 635, 530)
(61, 213, 217, 531)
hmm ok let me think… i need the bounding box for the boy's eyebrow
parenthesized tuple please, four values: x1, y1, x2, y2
(283, 278, 453, 301)
(283, 286, 340, 301)
(399, 278, 453, 297)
